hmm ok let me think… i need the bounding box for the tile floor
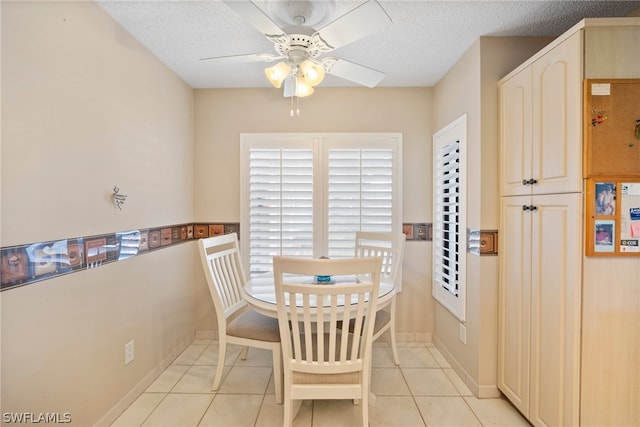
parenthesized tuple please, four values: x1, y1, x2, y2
(111, 340, 530, 427)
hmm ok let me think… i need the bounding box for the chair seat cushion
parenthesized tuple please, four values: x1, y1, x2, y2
(345, 310, 391, 334)
(227, 310, 280, 342)
(372, 310, 391, 334)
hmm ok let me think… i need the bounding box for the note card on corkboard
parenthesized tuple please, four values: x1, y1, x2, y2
(584, 79, 640, 178)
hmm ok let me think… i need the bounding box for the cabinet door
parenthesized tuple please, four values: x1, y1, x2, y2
(531, 32, 582, 195)
(529, 193, 582, 427)
(497, 195, 532, 415)
(500, 67, 533, 197)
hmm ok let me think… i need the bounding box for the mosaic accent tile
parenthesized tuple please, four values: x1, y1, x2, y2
(194, 225, 208, 239)
(403, 223, 432, 241)
(480, 230, 498, 255)
(0, 223, 240, 292)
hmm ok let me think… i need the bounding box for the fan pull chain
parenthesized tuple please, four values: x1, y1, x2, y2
(289, 96, 301, 118)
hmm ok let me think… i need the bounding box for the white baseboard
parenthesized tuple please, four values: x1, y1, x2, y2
(432, 335, 501, 399)
(195, 330, 217, 340)
(94, 333, 194, 427)
(396, 332, 432, 343)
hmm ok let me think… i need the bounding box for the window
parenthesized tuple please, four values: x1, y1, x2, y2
(241, 133, 402, 277)
(432, 115, 467, 321)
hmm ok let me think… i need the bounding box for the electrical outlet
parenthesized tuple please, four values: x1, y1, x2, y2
(124, 340, 135, 365)
(459, 323, 467, 344)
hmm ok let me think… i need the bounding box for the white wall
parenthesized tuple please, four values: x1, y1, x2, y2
(193, 87, 435, 341)
(1, 2, 195, 425)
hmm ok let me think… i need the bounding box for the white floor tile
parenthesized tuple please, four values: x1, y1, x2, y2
(371, 367, 411, 396)
(369, 395, 426, 426)
(110, 340, 528, 427)
(402, 368, 459, 396)
(173, 344, 209, 365)
(464, 396, 530, 426)
(444, 368, 474, 396)
(397, 346, 440, 368)
(312, 399, 365, 427)
(172, 365, 217, 393)
(217, 366, 272, 395)
(198, 394, 263, 426)
(414, 396, 482, 426)
(140, 393, 213, 427)
(110, 393, 165, 427)
(194, 342, 242, 366)
(144, 365, 189, 393)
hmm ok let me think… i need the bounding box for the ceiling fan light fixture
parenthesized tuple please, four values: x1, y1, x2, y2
(295, 75, 314, 98)
(300, 59, 325, 87)
(265, 61, 291, 88)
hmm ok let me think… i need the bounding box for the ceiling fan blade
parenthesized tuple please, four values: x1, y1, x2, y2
(223, 0, 285, 38)
(323, 58, 386, 88)
(315, 0, 391, 51)
(200, 53, 281, 65)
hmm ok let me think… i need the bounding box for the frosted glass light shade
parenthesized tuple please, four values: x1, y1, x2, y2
(295, 75, 314, 97)
(265, 62, 291, 88)
(299, 60, 325, 87)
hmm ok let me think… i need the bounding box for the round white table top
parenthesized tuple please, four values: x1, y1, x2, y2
(243, 272, 396, 318)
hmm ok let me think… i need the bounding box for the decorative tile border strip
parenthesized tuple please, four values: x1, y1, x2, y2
(403, 223, 432, 241)
(0, 223, 240, 292)
(1, 222, 432, 292)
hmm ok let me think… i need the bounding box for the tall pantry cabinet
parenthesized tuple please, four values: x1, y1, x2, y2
(498, 18, 640, 427)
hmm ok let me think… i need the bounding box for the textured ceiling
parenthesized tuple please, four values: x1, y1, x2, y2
(96, 0, 640, 89)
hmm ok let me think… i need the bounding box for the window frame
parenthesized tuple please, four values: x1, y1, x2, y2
(240, 133, 402, 277)
(432, 115, 467, 322)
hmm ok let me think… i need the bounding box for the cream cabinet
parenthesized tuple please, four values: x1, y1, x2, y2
(498, 194, 582, 426)
(499, 17, 640, 427)
(499, 31, 582, 197)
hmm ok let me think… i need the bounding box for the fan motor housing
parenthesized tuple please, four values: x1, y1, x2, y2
(272, 33, 331, 60)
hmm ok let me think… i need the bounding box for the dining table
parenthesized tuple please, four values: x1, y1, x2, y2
(243, 272, 397, 318)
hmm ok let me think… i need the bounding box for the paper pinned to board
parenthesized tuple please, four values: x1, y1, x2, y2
(591, 83, 611, 96)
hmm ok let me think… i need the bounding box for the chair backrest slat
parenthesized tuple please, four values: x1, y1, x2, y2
(354, 231, 406, 286)
(273, 256, 382, 375)
(198, 233, 247, 328)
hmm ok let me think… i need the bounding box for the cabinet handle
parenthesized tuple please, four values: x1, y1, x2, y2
(522, 205, 537, 211)
(522, 179, 529, 185)
(522, 178, 538, 185)
(522, 205, 530, 211)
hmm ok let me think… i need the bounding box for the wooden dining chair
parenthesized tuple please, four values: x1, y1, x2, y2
(273, 256, 382, 427)
(198, 233, 282, 404)
(353, 231, 406, 365)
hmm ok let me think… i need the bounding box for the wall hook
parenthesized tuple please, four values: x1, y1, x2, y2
(112, 186, 127, 210)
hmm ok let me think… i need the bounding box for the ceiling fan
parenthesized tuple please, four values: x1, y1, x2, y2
(201, 0, 392, 98)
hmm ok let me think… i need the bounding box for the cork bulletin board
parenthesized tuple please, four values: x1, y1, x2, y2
(584, 79, 640, 178)
(586, 178, 640, 256)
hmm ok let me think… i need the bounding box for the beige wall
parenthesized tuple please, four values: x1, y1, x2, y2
(1, 2, 195, 425)
(193, 87, 435, 340)
(2, 0, 611, 423)
(432, 37, 552, 397)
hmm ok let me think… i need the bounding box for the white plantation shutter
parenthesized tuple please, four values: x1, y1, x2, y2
(241, 134, 401, 277)
(433, 142, 460, 294)
(327, 149, 394, 258)
(432, 115, 466, 321)
(247, 147, 314, 275)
